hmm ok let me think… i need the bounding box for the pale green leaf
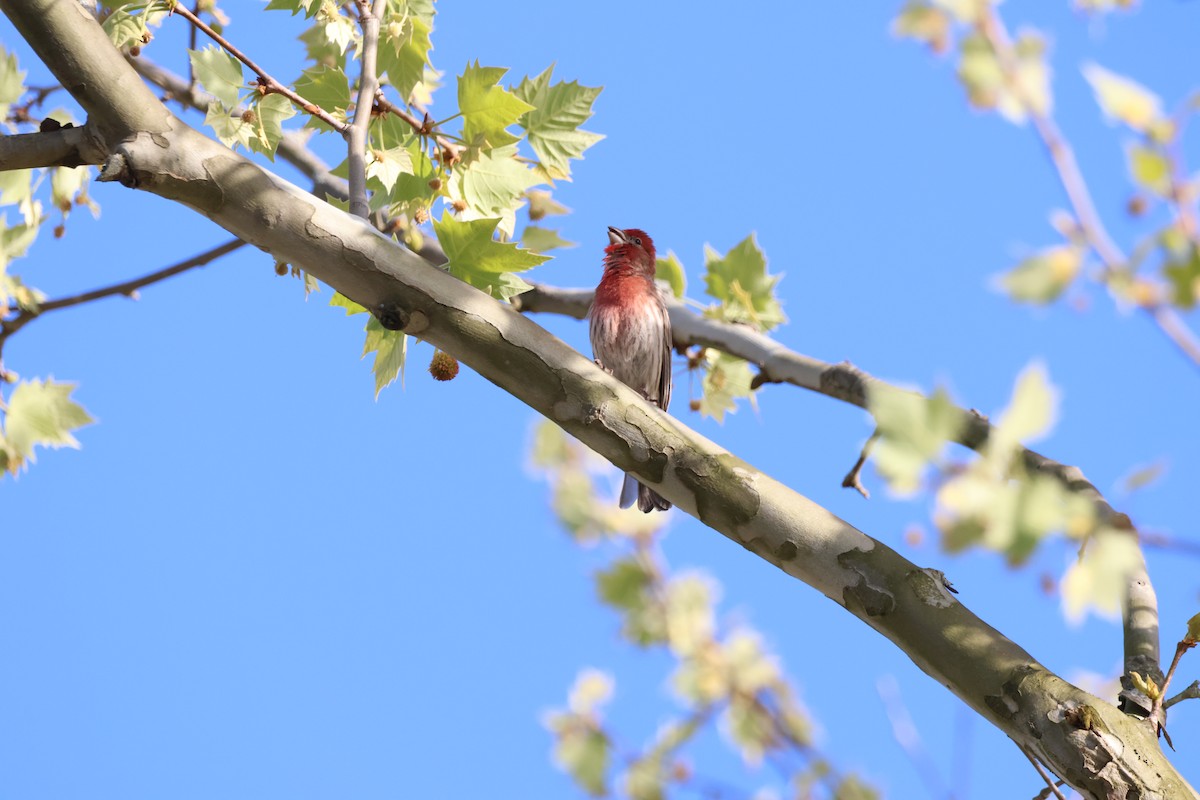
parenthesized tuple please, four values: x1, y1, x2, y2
(330, 291, 367, 315)
(456, 145, 539, 231)
(514, 65, 604, 181)
(700, 351, 752, 422)
(1127, 144, 1170, 197)
(0, 169, 34, 208)
(0, 46, 25, 119)
(891, 2, 951, 53)
(997, 245, 1082, 304)
(568, 668, 614, 715)
(994, 361, 1057, 448)
(50, 166, 88, 213)
(362, 317, 406, 398)
(0, 213, 41, 270)
(703, 234, 785, 330)
(520, 225, 575, 253)
(264, 0, 319, 17)
(366, 146, 414, 192)
(247, 94, 297, 159)
(1062, 528, 1140, 624)
(378, 14, 433, 104)
(725, 695, 774, 766)
(870, 385, 961, 495)
(656, 251, 686, 299)
(203, 103, 254, 151)
(457, 62, 534, 149)
(664, 573, 715, 657)
(2, 378, 93, 474)
(526, 189, 570, 221)
(1186, 612, 1200, 644)
(189, 45, 245, 109)
(1083, 63, 1164, 133)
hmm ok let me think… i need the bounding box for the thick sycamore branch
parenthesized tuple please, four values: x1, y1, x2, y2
(0, 1, 1192, 796)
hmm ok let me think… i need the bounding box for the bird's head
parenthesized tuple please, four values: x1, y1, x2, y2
(605, 226, 657, 273)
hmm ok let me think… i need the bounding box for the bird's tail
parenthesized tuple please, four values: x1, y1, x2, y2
(620, 472, 671, 513)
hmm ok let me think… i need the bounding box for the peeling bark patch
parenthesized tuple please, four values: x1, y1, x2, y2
(775, 540, 798, 562)
(906, 568, 958, 608)
(676, 452, 757, 534)
(837, 548, 895, 617)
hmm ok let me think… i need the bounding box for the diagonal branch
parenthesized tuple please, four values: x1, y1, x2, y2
(168, 2, 349, 134)
(0, 238, 245, 356)
(0, 124, 106, 169)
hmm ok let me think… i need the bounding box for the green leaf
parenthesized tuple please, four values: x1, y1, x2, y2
(1127, 144, 1171, 197)
(0, 46, 25, 119)
(1082, 63, 1164, 133)
(1061, 528, 1141, 624)
(891, 2, 951, 53)
(299, 22, 346, 70)
(700, 351, 752, 423)
(189, 45, 245, 109)
(551, 722, 609, 796)
(994, 361, 1057, 449)
(1, 378, 93, 475)
(514, 65, 604, 181)
(362, 317, 406, 398)
(1185, 612, 1200, 645)
(330, 291, 367, 315)
(1164, 243, 1200, 308)
(366, 146, 414, 192)
(520, 226, 575, 253)
(655, 251, 686, 299)
(997, 245, 1081, 304)
(1004, 32, 1052, 122)
(869, 385, 961, 495)
(725, 694, 775, 765)
(454, 144, 540, 236)
(0, 212, 41, 270)
(378, 14, 433, 104)
(834, 775, 880, 800)
(596, 557, 653, 611)
(0, 169, 33, 209)
(956, 32, 1004, 112)
(203, 103, 254, 151)
(294, 65, 352, 131)
(264, 0, 319, 17)
(433, 215, 549, 300)
(664, 573, 715, 657)
(526, 189, 570, 221)
(247, 94, 296, 159)
(457, 62, 535, 149)
(723, 631, 780, 693)
(102, 2, 170, 50)
(702, 234, 785, 331)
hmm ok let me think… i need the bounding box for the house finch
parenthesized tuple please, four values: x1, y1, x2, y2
(589, 226, 673, 513)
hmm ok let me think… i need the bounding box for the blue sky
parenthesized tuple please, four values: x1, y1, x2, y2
(2, 1, 1199, 798)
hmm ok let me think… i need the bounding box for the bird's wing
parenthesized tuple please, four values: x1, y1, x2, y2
(657, 293, 673, 412)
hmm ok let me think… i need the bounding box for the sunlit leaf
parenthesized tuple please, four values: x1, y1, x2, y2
(656, 251, 686, 299)
(514, 65, 604, 181)
(869, 385, 961, 495)
(0, 46, 25, 119)
(1061, 528, 1140, 624)
(1, 378, 93, 475)
(699, 351, 753, 422)
(1127, 144, 1171, 197)
(294, 65, 352, 131)
(458, 62, 534, 149)
(433, 215, 549, 300)
(1082, 63, 1164, 133)
(189, 45, 245, 109)
(703, 234, 785, 331)
(998, 245, 1081, 304)
(520, 226, 575, 253)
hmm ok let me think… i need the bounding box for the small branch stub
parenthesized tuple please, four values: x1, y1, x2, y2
(375, 302, 408, 331)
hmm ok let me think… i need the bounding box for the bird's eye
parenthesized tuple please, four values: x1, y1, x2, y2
(633, 237, 642, 246)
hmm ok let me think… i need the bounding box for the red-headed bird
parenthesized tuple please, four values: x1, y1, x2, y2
(589, 226, 673, 513)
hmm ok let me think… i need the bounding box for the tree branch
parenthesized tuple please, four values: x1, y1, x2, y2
(168, 2, 350, 134)
(0, 238, 245, 355)
(5, 2, 1196, 795)
(347, 0, 385, 219)
(0, 124, 106, 169)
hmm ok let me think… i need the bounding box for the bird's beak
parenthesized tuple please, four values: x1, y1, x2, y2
(607, 226, 626, 246)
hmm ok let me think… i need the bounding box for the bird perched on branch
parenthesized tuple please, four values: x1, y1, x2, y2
(589, 226, 673, 513)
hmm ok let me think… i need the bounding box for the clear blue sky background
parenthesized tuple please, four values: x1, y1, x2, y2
(2, 2, 1198, 798)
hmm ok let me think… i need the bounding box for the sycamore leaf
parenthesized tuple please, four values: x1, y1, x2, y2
(656, 251, 686, 299)
(458, 62, 534, 149)
(1127, 144, 1171, 197)
(514, 65, 604, 181)
(0, 46, 25, 119)
(2, 378, 93, 475)
(520, 226, 576, 253)
(957, 32, 1004, 112)
(294, 65, 352, 131)
(1062, 528, 1140, 624)
(0, 212, 41, 270)
(0, 169, 33, 209)
(329, 291, 367, 315)
(703, 234, 785, 331)
(378, 14, 433, 104)
(189, 45, 245, 109)
(362, 317, 406, 398)
(997, 245, 1082, 304)
(299, 22, 346, 70)
(264, 0, 320, 16)
(102, 2, 169, 50)
(1164, 242, 1200, 308)
(366, 146, 414, 192)
(248, 94, 296, 159)
(1082, 63, 1164, 133)
(891, 2, 951, 53)
(456, 144, 539, 230)
(526, 189, 570, 221)
(664, 573, 715, 658)
(1186, 612, 1200, 644)
(203, 103, 255, 151)
(870, 385, 961, 495)
(700, 351, 752, 422)
(433, 215, 549, 300)
(993, 362, 1057, 451)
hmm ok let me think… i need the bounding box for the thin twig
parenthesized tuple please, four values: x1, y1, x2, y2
(1150, 639, 1197, 733)
(374, 91, 461, 163)
(1016, 743, 1067, 800)
(842, 429, 879, 499)
(978, 6, 1200, 372)
(169, 2, 349, 134)
(1164, 679, 1200, 710)
(347, 0, 385, 219)
(0, 238, 245, 355)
